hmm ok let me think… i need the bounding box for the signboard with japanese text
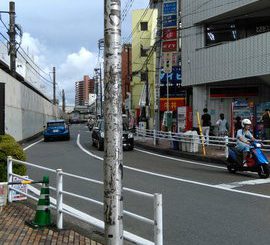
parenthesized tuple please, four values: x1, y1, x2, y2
(11, 176, 29, 201)
(162, 40, 178, 52)
(163, 15, 177, 28)
(162, 28, 177, 40)
(160, 98, 186, 112)
(163, 2, 177, 15)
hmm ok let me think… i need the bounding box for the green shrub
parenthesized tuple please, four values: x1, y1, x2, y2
(0, 134, 27, 182)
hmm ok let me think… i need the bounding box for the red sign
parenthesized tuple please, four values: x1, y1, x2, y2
(162, 40, 177, 52)
(160, 98, 185, 112)
(162, 28, 177, 40)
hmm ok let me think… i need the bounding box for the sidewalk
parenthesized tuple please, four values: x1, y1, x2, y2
(135, 137, 270, 164)
(0, 202, 103, 245)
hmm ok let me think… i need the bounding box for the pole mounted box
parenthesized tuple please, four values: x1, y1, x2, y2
(163, 52, 172, 74)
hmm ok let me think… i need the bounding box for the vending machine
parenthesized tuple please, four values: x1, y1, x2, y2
(177, 106, 192, 132)
(231, 99, 255, 136)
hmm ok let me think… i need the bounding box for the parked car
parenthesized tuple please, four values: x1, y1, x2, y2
(92, 119, 134, 151)
(43, 120, 70, 141)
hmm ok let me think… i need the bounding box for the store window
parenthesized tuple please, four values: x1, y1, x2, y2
(205, 16, 270, 46)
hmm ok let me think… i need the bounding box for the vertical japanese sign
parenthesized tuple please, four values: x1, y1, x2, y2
(160, 0, 182, 109)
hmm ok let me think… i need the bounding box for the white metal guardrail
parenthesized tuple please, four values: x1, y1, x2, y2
(7, 156, 163, 245)
(136, 128, 270, 155)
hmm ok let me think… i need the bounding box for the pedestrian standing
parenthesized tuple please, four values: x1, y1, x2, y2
(234, 116, 242, 137)
(261, 109, 270, 140)
(201, 108, 211, 145)
(216, 113, 229, 136)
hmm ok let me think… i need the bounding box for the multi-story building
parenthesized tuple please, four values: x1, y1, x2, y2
(121, 44, 132, 113)
(75, 75, 95, 106)
(181, 0, 270, 133)
(131, 8, 158, 128)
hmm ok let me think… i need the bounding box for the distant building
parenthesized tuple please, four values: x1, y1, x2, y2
(75, 75, 95, 106)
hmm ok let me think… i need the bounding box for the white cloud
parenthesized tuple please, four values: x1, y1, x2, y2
(58, 47, 97, 105)
(19, 32, 97, 105)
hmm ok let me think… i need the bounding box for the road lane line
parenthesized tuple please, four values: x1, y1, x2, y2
(23, 139, 43, 151)
(216, 179, 270, 189)
(134, 148, 226, 170)
(77, 134, 270, 200)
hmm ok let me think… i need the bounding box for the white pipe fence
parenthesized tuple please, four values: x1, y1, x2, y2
(136, 128, 270, 154)
(6, 157, 163, 245)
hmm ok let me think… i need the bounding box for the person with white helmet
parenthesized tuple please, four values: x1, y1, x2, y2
(236, 118, 255, 166)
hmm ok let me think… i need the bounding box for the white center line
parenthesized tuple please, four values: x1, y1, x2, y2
(76, 134, 270, 200)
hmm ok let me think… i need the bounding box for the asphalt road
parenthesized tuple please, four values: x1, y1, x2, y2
(23, 124, 270, 245)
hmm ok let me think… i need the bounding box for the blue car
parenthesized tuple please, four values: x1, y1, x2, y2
(43, 120, 70, 141)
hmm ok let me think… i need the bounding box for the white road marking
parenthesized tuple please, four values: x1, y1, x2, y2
(77, 134, 270, 200)
(134, 148, 226, 170)
(23, 139, 43, 151)
(216, 179, 270, 189)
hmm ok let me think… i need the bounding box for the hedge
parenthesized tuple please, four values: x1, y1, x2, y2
(0, 134, 27, 182)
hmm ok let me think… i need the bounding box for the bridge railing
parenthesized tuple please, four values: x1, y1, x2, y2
(7, 156, 163, 245)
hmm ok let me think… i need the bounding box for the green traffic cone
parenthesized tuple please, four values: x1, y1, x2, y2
(26, 176, 52, 229)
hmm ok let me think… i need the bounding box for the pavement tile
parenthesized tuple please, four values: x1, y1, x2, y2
(0, 203, 103, 245)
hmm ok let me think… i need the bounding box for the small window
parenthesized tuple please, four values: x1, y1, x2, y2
(140, 22, 148, 31)
(140, 72, 148, 81)
(140, 45, 149, 57)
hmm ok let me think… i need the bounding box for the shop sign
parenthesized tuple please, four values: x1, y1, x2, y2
(163, 2, 177, 15)
(162, 40, 177, 52)
(160, 98, 185, 112)
(160, 66, 181, 83)
(11, 176, 28, 201)
(162, 28, 177, 40)
(163, 15, 177, 28)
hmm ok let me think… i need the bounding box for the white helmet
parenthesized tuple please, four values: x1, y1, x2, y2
(241, 119, 252, 127)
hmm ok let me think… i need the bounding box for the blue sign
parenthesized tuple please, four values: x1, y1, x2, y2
(163, 15, 177, 28)
(160, 66, 181, 83)
(163, 2, 177, 15)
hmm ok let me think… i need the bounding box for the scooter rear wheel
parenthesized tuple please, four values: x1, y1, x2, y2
(258, 165, 270, 179)
(227, 164, 237, 174)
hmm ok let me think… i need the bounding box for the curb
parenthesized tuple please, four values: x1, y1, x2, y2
(135, 141, 227, 165)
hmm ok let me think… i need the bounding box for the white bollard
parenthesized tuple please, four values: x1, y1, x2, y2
(154, 193, 163, 245)
(7, 156, 13, 203)
(224, 136, 229, 158)
(56, 169, 63, 229)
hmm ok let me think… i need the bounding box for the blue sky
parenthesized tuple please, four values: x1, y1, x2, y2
(0, 0, 149, 105)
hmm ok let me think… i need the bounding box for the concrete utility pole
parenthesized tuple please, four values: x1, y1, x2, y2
(8, 2, 16, 77)
(104, 0, 123, 244)
(154, 0, 162, 145)
(53, 67, 56, 105)
(62, 89, 65, 113)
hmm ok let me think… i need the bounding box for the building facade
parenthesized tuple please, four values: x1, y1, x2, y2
(181, 0, 270, 135)
(75, 75, 95, 106)
(131, 8, 158, 128)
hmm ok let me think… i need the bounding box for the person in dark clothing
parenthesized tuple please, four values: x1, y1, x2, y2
(234, 116, 242, 138)
(262, 109, 270, 140)
(201, 108, 211, 144)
